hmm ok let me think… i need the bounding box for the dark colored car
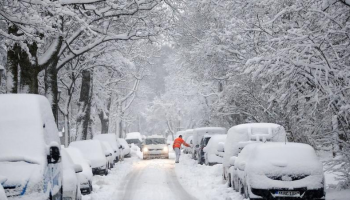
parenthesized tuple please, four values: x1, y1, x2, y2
(196, 135, 212, 165)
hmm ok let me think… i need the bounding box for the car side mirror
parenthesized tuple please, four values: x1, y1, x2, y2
(47, 146, 61, 164)
(119, 145, 123, 149)
(217, 142, 225, 153)
(229, 156, 237, 166)
(203, 147, 207, 153)
(74, 164, 83, 173)
(238, 161, 246, 170)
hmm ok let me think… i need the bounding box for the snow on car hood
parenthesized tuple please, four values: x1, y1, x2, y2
(0, 161, 43, 195)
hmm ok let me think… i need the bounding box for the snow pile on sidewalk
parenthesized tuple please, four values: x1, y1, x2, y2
(174, 154, 242, 200)
(130, 144, 143, 159)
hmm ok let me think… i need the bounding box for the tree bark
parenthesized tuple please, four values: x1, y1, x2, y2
(6, 25, 39, 94)
(76, 69, 93, 140)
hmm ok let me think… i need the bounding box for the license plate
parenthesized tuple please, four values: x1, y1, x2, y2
(275, 191, 300, 197)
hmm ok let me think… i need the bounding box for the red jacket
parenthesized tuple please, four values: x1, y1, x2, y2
(173, 137, 190, 149)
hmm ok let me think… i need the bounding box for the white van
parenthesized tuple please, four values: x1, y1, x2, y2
(221, 123, 287, 190)
(0, 94, 63, 199)
(192, 127, 227, 160)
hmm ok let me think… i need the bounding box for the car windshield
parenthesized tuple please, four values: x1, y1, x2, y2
(145, 138, 166, 145)
(126, 139, 140, 144)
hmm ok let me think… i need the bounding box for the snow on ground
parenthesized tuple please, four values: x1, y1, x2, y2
(81, 148, 349, 200)
(174, 154, 242, 200)
(82, 157, 137, 200)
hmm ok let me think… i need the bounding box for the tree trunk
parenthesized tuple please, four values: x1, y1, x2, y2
(6, 25, 39, 94)
(99, 110, 109, 134)
(76, 69, 93, 140)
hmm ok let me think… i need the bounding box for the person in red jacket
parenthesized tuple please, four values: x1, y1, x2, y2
(173, 135, 190, 163)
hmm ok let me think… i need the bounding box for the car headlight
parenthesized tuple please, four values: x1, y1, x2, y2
(163, 146, 168, 152)
(143, 147, 148, 152)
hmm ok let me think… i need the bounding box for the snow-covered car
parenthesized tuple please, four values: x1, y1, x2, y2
(69, 140, 108, 176)
(192, 127, 226, 162)
(0, 94, 63, 199)
(61, 148, 82, 200)
(117, 138, 131, 158)
(65, 147, 93, 195)
(125, 132, 143, 150)
(223, 123, 286, 187)
(203, 135, 227, 166)
(236, 143, 325, 200)
(183, 135, 193, 154)
(0, 176, 8, 200)
(101, 141, 114, 169)
(142, 136, 169, 159)
(183, 129, 194, 142)
(93, 134, 122, 163)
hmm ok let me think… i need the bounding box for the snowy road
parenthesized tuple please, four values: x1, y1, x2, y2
(121, 159, 196, 200)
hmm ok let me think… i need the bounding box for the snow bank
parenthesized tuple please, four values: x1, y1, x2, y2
(130, 144, 143, 159)
(69, 140, 106, 168)
(82, 157, 139, 200)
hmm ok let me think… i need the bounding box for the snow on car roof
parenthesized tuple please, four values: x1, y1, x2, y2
(194, 127, 227, 134)
(223, 123, 286, 168)
(125, 132, 142, 140)
(93, 134, 118, 150)
(69, 140, 106, 168)
(0, 94, 59, 165)
(147, 135, 165, 139)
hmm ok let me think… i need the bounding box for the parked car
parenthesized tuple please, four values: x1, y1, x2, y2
(61, 148, 82, 200)
(0, 94, 63, 199)
(183, 129, 194, 142)
(192, 127, 226, 162)
(142, 136, 169, 159)
(125, 132, 143, 150)
(65, 147, 93, 195)
(235, 143, 325, 200)
(117, 138, 131, 158)
(203, 135, 227, 166)
(101, 141, 115, 169)
(69, 140, 109, 176)
(93, 134, 122, 163)
(183, 135, 193, 154)
(222, 123, 287, 188)
(0, 176, 8, 200)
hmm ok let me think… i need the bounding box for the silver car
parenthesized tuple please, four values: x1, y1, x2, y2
(142, 136, 169, 159)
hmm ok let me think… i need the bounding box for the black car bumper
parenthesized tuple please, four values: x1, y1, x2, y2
(251, 187, 325, 199)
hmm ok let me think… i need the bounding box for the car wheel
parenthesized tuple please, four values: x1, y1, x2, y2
(104, 168, 108, 176)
